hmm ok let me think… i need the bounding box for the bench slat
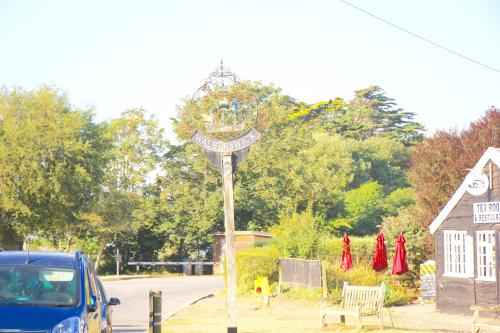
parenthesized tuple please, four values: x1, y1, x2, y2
(321, 282, 385, 330)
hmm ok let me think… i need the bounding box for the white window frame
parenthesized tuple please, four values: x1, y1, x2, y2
(443, 230, 473, 278)
(476, 230, 496, 281)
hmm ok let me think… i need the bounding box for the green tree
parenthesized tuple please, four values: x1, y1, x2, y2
(270, 210, 320, 259)
(87, 109, 167, 271)
(350, 136, 411, 192)
(290, 86, 424, 146)
(382, 187, 416, 217)
(154, 143, 223, 259)
(0, 86, 107, 247)
(333, 181, 384, 235)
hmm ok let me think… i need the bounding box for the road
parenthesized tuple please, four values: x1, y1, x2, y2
(102, 276, 224, 333)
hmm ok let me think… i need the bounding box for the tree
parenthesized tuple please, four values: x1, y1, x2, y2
(409, 130, 464, 224)
(290, 86, 424, 146)
(331, 181, 384, 235)
(410, 107, 500, 227)
(153, 143, 223, 260)
(152, 81, 421, 258)
(87, 109, 167, 271)
(350, 136, 411, 193)
(0, 86, 107, 247)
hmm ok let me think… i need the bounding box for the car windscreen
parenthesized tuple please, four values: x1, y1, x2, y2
(0, 265, 79, 307)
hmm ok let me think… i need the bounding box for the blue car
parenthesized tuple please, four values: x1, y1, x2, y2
(0, 250, 120, 333)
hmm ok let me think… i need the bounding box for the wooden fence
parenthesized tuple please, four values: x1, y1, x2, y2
(278, 258, 326, 294)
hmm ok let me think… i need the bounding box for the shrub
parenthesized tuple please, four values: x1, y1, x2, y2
(384, 283, 415, 306)
(280, 284, 322, 300)
(234, 245, 280, 294)
(324, 260, 416, 306)
(317, 235, 374, 265)
(270, 210, 320, 259)
(325, 260, 385, 291)
(382, 205, 433, 273)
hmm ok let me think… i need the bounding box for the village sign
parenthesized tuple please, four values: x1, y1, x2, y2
(188, 61, 261, 333)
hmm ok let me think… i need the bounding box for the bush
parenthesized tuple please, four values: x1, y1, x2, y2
(317, 235, 374, 265)
(324, 260, 416, 306)
(384, 283, 415, 306)
(280, 284, 322, 300)
(382, 205, 433, 273)
(234, 246, 280, 294)
(270, 210, 320, 259)
(325, 260, 385, 291)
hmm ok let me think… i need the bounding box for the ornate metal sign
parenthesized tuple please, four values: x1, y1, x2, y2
(188, 61, 261, 148)
(191, 128, 261, 153)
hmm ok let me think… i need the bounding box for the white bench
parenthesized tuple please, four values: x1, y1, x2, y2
(320, 282, 385, 330)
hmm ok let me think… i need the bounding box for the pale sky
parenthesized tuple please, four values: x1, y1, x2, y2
(1, 0, 499, 141)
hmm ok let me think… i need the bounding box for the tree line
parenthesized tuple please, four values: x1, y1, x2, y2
(2, 83, 492, 272)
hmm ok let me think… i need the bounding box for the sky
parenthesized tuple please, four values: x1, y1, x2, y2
(1, 0, 499, 141)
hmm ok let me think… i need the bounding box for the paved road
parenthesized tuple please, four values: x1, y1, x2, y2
(102, 276, 224, 333)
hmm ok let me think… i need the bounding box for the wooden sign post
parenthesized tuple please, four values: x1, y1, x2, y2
(222, 153, 237, 332)
(188, 62, 261, 333)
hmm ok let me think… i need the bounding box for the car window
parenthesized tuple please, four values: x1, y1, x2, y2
(96, 279, 108, 304)
(0, 265, 78, 307)
(85, 264, 98, 308)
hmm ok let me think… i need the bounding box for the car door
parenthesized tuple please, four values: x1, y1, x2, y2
(85, 263, 101, 333)
(97, 278, 112, 333)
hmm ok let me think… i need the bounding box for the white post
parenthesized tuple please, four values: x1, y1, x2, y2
(116, 248, 120, 276)
(222, 153, 237, 333)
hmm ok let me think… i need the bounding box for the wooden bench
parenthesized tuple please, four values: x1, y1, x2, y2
(320, 282, 385, 330)
(471, 305, 500, 333)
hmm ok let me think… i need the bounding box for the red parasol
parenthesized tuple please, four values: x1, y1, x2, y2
(372, 232, 388, 272)
(341, 234, 353, 272)
(392, 233, 409, 275)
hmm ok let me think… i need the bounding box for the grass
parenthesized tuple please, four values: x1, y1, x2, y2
(162, 293, 435, 333)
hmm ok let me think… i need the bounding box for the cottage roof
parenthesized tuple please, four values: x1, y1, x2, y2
(429, 147, 500, 234)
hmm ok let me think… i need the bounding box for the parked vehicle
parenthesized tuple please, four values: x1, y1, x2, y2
(0, 250, 120, 332)
(96, 278, 114, 333)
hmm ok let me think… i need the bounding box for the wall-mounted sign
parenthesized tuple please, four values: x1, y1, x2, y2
(473, 201, 500, 223)
(466, 173, 489, 196)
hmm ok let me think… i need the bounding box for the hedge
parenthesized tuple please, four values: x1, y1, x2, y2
(317, 235, 374, 265)
(233, 245, 280, 294)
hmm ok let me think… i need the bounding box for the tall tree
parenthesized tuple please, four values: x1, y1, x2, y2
(290, 86, 424, 146)
(0, 86, 107, 247)
(86, 109, 167, 271)
(409, 107, 500, 226)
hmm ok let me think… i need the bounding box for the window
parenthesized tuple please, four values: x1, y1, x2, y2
(476, 231, 495, 281)
(85, 265, 98, 308)
(444, 230, 473, 277)
(0, 265, 78, 307)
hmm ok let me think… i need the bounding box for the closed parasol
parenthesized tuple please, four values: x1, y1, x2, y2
(341, 234, 353, 272)
(392, 233, 409, 275)
(372, 232, 388, 272)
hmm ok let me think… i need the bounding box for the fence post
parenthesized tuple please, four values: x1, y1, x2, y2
(321, 261, 327, 299)
(148, 291, 153, 333)
(278, 259, 282, 294)
(149, 290, 162, 333)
